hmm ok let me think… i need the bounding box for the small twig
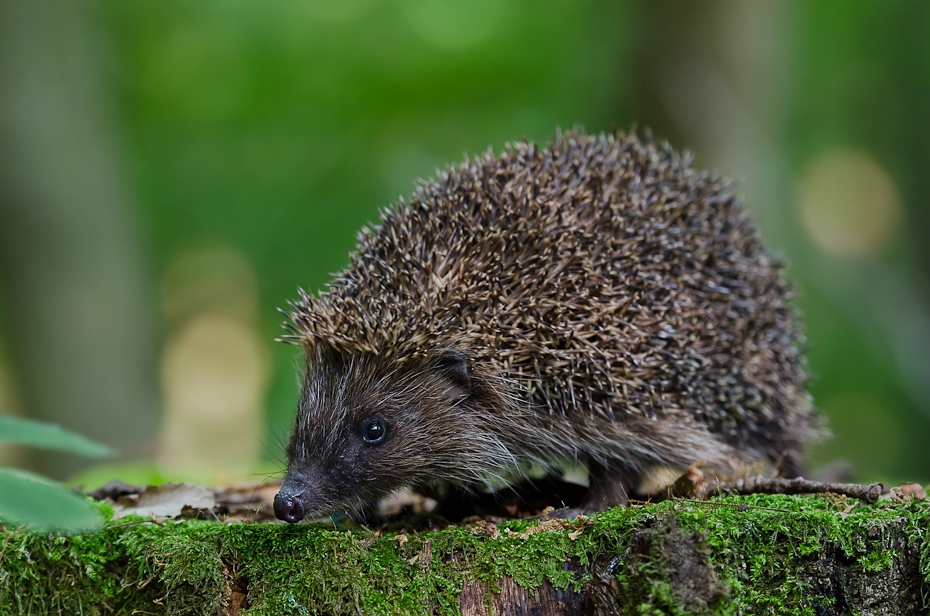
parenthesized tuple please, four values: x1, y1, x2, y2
(676, 498, 792, 513)
(108, 518, 165, 529)
(671, 472, 884, 504)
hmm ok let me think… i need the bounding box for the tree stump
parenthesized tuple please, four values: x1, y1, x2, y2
(1, 494, 928, 615)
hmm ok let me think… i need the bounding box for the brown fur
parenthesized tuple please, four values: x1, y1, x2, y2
(276, 130, 818, 520)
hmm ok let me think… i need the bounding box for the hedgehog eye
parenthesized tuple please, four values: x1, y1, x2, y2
(359, 416, 387, 445)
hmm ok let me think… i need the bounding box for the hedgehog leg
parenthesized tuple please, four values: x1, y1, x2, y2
(428, 484, 477, 523)
(582, 460, 636, 511)
(776, 449, 808, 480)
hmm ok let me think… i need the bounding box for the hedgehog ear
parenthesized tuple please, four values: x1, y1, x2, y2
(434, 348, 471, 391)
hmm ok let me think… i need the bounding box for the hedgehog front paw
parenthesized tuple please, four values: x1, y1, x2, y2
(582, 460, 633, 511)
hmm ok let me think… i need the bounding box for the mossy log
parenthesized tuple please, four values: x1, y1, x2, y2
(1, 494, 928, 615)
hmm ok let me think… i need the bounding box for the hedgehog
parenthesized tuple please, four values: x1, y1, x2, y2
(273, 130, 817, 523)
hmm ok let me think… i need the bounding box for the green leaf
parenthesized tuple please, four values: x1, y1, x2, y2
(0, 467, 103, 533)
(0, 415, 113, 458)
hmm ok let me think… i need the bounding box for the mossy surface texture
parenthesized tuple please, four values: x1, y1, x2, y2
(1, 494, 928, 615)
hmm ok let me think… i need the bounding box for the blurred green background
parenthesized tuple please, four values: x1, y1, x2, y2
(1, 0, 928, 486)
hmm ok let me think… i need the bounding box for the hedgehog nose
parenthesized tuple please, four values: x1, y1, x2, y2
(273, 489, 305, 523)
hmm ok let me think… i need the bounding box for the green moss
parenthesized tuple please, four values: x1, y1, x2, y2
(0, 495, 927, 615)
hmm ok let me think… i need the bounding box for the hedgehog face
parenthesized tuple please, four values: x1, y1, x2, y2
(274, 347, 476, 522)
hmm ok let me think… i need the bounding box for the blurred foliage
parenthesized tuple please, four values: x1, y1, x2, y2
(781, 2, 930, 480)
(2, 0, 928, 485)
(0, 417, 107, 532)
(0, 416, 113, 459)
(96, 0, 636, 436)
(96, 0, 930, 481)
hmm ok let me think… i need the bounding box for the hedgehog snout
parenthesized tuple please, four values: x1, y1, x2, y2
(275, 472, 318, 523)
(273, 487, 305, 523)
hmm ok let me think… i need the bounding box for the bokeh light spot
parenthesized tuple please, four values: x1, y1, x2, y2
(158, 247, 268, 483)
(797, 149, 902, 258)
